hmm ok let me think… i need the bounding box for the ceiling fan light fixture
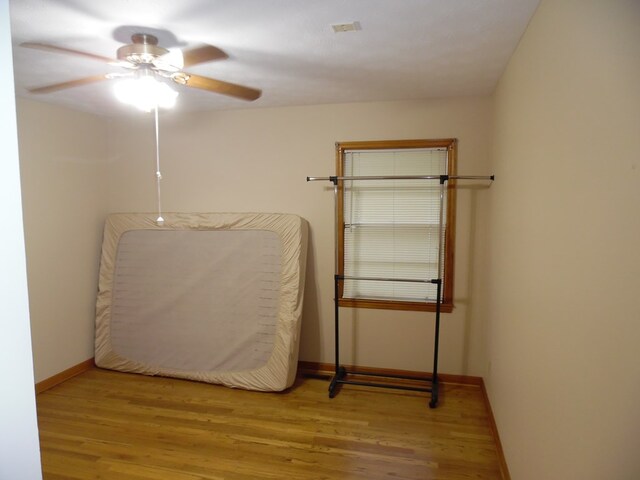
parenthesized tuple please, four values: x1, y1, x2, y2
(114, 74, 178, 112)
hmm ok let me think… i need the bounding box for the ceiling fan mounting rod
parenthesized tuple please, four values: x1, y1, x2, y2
(132, 33, 158, 45)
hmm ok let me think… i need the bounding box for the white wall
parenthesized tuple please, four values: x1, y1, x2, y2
(0, 0, 42, 477)
(17, 98, 108, 382)
(486, 0, 640, 478)
(107, 97, 493, 376)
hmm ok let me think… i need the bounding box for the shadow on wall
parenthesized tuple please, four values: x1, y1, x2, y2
(299, 227, 321, 361)
(457, 183, 492, 375)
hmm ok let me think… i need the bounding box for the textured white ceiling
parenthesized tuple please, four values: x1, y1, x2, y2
(10, 0, 540, 116)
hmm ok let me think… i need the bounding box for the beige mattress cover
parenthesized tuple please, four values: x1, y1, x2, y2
(95, 212, 308, 391)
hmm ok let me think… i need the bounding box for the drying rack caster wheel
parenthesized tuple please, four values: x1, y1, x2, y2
(328, 366, 346, 399)
(328, 375, 341, 399)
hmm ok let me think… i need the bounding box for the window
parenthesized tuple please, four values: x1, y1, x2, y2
(337, 139, 456, 312)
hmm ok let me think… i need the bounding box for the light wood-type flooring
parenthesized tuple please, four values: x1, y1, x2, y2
(36, 368, 502, 479)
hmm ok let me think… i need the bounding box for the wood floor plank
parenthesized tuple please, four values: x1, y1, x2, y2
(37, 368, 502, 479)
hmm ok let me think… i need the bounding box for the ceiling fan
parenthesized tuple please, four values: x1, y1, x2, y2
(21, 33, 262, 102)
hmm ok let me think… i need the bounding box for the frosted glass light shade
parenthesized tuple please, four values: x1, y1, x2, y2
(114, 76, 178, 111)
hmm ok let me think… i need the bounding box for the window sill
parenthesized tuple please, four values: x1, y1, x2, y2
(338, 297, 453, 313)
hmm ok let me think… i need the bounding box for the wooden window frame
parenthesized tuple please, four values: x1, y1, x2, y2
(336, 138, 457, 313)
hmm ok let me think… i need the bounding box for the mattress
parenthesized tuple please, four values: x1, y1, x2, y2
(95, 212, 308, 391)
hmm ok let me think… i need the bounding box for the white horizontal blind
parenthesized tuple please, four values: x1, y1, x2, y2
(343, 148, 448, 302)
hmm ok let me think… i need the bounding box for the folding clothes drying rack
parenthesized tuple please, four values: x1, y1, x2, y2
(307, 174, 494, 408)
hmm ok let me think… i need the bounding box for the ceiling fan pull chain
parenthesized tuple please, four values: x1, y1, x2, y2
(154, 104, 164, 226)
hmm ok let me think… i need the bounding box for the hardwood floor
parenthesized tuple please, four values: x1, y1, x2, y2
(36, 368, 502, 479)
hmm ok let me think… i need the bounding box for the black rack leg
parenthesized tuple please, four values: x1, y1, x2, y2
(429, 279, 442, 408)
(329, 275, 343, 399)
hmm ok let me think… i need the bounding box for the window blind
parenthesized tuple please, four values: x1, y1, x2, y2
(342, 148, 448, 302)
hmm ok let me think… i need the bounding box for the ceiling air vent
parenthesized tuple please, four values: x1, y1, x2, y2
(331, 22, 361, 33)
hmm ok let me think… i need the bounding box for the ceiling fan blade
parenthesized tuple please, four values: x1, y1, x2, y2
(21, 42, 115, 63)
(27, 74, 107, 94)
(181, 45, 228, 67)
(180, 73, 261, 101)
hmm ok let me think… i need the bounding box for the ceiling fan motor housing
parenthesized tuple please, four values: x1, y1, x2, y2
(117, 34, 168, 65)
